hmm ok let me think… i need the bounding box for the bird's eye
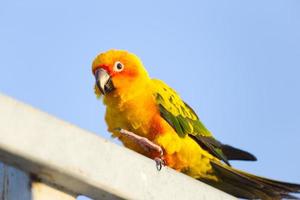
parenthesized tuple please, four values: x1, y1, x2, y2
(113, 61, 124, 72)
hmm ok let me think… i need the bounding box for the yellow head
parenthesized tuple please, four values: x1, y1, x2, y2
(92, 49, 150, 97)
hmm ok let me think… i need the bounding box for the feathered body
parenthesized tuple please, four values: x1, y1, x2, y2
(103, 79, 218, 180)
(92, 49, 300, 199)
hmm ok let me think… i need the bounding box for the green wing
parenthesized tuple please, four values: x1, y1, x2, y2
(152, 79, 256, 165)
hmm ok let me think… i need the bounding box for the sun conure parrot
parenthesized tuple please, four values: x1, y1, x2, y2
(92, 49, 300, 199)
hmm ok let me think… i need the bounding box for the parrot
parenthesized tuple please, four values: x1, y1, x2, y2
(92, 49, 300, 199)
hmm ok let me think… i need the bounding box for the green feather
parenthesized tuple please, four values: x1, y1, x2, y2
(153, 79, 232, 164)
(159, 105, 185, 137)
(177, 115, 192, 134)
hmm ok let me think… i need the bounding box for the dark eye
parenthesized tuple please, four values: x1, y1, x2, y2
(113, 61, 124, 72)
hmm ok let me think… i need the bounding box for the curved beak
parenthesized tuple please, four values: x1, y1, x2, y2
(94, 68, 115, 95)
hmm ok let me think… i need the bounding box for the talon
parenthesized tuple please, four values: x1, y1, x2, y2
(155, 157, 165, 171)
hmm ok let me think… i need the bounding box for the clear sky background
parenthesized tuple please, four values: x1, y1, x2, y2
(1, 1, 299, 199)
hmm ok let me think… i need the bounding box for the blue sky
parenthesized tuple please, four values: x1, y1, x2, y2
(1, 1, 299, 199)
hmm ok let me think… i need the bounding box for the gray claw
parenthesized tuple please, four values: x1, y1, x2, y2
(154, 157, 165, 171)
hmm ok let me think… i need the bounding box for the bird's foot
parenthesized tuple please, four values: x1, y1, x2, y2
(116, 128, 165, 171)
(154, 157, 166, 171)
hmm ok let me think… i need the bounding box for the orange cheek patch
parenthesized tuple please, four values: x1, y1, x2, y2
(122, 69, 138, 78)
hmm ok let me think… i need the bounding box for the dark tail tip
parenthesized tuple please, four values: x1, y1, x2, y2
(221, 144, 257, 161)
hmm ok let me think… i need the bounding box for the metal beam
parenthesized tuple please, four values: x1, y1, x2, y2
(0, 163, 76, 200)
(0, 94, 236, 200)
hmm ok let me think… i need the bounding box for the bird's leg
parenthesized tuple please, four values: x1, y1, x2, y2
(116, 128, 165, 170)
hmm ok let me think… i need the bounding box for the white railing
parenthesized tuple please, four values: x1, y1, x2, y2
(0, 94, 236, 200)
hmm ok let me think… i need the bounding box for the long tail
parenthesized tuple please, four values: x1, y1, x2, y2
(200, 161, 300, 200)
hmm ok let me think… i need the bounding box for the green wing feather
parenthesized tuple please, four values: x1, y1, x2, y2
(152, 79, 231, 165)
(153, 79, 256, 165)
